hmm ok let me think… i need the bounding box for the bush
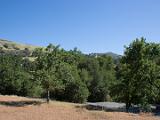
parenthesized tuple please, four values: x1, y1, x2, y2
(64, 80, 89, 103)
(28, 85, 44, 98)
(139, 103, 152, 112)
(3, 44, 9, 48)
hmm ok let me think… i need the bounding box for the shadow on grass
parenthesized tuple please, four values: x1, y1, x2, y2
(84, 105, 126, 112)
(0, 100, 45, 107)
(154, 112, 160, 116)
(75, 105, 87, 109)
(84, 104, 160, 117)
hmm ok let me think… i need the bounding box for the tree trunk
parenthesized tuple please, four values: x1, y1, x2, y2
(126, 101, 131, 112)
(126, 103, 129, 112)
(47, 89, 50, 103)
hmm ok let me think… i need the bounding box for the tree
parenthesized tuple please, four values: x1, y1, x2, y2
(0, 55, 33, 96)
(78, 55, 116, 102)
(63, 65, 89, 103)
(35, 44, 63, 103)
(113, 38, 160, 111)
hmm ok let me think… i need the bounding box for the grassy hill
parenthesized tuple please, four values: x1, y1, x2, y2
(0, 39, 41, 60)
(0, 39, 121, 63)
(0, 39, 38, 51)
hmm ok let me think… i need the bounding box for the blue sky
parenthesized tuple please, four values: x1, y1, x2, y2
(0, 0, 160, 55)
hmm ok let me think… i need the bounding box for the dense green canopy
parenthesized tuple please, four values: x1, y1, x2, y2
(0, 38, 160, 110)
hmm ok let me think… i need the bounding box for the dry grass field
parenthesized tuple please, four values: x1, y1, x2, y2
(0, 95, 159, 120)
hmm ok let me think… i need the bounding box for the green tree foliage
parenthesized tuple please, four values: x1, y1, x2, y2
(112, 38, 160, 111)
(1, 38, 159, 107)
(0, 55, 33, 96)
(34, 44, 63, 102)
(78, 55, 116, 102)
(63, 65, 89, 103)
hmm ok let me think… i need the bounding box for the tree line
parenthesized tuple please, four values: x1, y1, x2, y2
(0, 37, 160, 111)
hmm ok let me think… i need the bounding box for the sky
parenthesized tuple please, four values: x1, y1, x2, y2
(0, 0, 160, 55)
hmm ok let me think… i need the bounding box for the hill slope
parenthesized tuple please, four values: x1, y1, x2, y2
(0, 39, 38, 51)
(0, 39, 122, 60)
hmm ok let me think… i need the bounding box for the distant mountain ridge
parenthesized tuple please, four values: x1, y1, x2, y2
(89, 52, 122, 59)
(0, 39, 121, 61)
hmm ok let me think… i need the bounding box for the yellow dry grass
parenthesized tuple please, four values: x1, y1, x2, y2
(0, 39, 39, 50)
(0, 95, 159, 120)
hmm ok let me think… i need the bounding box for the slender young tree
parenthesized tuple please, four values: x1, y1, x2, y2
(35, 44, 62, 103)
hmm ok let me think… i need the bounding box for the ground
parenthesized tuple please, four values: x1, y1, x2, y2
(0, 95, 159, 120)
